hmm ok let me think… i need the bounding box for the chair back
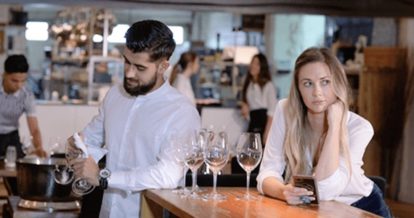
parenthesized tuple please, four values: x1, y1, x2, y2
(368, 175, 387, 197)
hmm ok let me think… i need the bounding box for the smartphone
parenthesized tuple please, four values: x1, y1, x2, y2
(293, 175, 319, 204)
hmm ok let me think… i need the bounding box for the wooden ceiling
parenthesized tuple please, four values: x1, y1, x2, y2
(4, 0, 414, 17)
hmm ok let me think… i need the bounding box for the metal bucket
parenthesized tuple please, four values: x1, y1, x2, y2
(16, 157, 79, 202)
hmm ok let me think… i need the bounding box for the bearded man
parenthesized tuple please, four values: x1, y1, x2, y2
(69, 20, 200, 218)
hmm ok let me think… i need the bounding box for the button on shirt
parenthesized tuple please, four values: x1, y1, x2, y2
(257, 99, 374, 205)
(82, 82, 201, 218)
(0, 80, 36, 134)
(246, 81, 277, 116)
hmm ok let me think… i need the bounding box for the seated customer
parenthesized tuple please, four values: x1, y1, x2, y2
(256, 47, 391, 218)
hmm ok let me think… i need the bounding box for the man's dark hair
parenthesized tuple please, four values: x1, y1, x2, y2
(125, 20, 176, 62)
(4, 54, 29, 73)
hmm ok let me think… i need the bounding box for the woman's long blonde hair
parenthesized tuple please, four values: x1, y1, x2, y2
(284, 47, 352, 181)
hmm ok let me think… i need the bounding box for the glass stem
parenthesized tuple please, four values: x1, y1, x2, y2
(246, 171, 251, 196)
(191, 170, 197, 193)
(183, 166, 187, 189)
(213, 172, 218, 195)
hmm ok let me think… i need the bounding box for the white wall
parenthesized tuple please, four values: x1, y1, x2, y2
(191, 12, 243, 50)
(266, 14, 325, 98)
(18, 104, 99, 153)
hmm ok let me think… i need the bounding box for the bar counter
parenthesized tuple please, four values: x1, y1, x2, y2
(142, 187, 380, 218)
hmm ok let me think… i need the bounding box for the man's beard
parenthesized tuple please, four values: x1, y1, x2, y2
(123, 73, 157, 96)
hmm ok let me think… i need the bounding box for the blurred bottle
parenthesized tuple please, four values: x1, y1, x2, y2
(5, 146, 17, 168)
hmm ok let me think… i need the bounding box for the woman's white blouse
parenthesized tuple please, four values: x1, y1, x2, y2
(173, 74, 196, 105)
(246, 81, 277, 116)
(257, 99, 374, 205)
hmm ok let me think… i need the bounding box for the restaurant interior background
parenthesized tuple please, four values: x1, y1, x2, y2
(1, 0, 414, 212)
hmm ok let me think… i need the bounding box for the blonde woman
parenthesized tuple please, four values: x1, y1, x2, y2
(169, 51, 199, 105)
(257, 47, 391, 217)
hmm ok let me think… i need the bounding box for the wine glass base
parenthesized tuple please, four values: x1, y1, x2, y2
(192, 185, 203, 193)
(188, 192, 202, 199)
(72, 180, 95, 196)
(236, 193, 259, 201)
(202, 192, 227, 201)
(172, 187, 191, 197)
(72, 186, 94, 196)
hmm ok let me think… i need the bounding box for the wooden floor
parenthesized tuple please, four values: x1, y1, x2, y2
(0, 180, 412, 217)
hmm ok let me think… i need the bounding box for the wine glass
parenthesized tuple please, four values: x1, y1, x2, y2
(236, 132, 263, 200)
(53, 142, 78, 185)
(203, 131, 229, 201)
(198, 128, 214, 175)
(70, 145, 95, 196)
(184, 131, 205, 198)
(53, 142, 95, 196)
(171, 135, 191, 196)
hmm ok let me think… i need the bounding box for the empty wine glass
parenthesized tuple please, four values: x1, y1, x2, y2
(198, 128, 214, 175)
(53, 141, 95, 196)
(236, 132, 263, 200)
(171, 135, 191, 197)
(184, 131, 205, 198)
(70, 146, 95, 196)
(54, 142, 78, 185)
(203, 131, 229, 201)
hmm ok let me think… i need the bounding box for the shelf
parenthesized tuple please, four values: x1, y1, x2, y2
(51, 58, 89, 67)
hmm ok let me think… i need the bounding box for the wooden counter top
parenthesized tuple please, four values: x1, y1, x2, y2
(142, 187, 380, 218)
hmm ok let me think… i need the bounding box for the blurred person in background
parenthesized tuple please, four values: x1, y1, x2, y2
(232, 53, 277, 174)
(240, 53, 277, 144)
(0, 54, 47, 195)
(0, 54, 46, 158)
(169, 51, 200, 105)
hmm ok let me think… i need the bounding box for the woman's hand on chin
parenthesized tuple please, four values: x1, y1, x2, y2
(327, 100, 344, 129)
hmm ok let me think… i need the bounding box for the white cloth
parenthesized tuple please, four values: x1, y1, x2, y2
(257, 99, 374, 205)
(173, 74, 196, 105)
(246, 81, 277, 116)
(73, 132, 107, 160)
(82, 82, 201, 218)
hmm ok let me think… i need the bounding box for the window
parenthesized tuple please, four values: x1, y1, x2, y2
(168, 25, 184, 45)
(92, 24, 185, 44)
(108, 24, 129, 43)
(25, 21, 49, 41)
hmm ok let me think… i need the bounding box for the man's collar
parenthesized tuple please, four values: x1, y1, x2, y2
(136, 80, 170, 100)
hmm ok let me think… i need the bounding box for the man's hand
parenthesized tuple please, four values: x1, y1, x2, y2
(70, 156, 99, 186)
